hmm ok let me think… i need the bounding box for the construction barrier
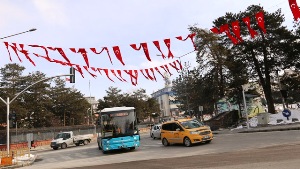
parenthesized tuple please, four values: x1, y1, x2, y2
(0, 147, 30, 167)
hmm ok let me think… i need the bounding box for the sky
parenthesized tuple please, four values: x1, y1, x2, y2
(0, 0, 295, 100)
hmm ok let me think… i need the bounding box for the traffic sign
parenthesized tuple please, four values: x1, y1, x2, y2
(282, 108, 291, 120)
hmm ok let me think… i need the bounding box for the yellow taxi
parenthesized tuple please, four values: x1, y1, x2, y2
(160, 118, 213, 147)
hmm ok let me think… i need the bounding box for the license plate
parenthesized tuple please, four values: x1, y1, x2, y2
(204, 135, 210, 139)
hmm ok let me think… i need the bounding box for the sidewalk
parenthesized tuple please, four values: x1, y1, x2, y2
(213, 122, 300, 134)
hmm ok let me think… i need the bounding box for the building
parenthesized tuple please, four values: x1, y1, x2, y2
(151, 73, 180, 118)
(151, 87, 180, 117)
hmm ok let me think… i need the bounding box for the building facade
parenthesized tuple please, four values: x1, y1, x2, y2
(151, 87, 180, 118)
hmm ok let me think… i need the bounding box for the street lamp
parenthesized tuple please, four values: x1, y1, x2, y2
(0, 73, 72, 155)
(242, 84, 250, 129)
(86, 108, 91, 125)
(0, 28, 37, 40)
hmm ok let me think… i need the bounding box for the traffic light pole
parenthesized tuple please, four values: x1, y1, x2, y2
(0, 73, 74, 155)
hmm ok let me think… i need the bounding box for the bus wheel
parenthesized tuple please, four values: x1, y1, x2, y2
(98, 143, 102, 150)
(162, 138, 169, 146)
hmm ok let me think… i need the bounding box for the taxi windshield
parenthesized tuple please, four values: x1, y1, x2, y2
(180, 120, 203, 129)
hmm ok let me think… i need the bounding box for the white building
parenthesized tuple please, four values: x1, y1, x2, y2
(84, 96, 98, 113)
(151, 87, 180, 117)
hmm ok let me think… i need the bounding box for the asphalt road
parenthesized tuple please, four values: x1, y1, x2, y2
(73, 143, 300, 169)
(22, 130, 300, 169)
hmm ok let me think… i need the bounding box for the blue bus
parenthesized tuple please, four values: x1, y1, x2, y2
(97, 107, 140, 154)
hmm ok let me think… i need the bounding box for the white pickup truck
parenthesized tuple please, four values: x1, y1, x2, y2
(50, 131, 93, 150)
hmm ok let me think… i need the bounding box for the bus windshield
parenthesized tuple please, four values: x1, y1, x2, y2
(101, 110, 138, 138)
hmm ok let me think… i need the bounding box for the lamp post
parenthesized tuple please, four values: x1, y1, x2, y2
(0, 73, 73, 155)
(86, 108, 91, 125)
(0, 28, 36, 155)
(0, 28, 37, 40)
(275, 69, 286, 109)
(242, 84, 250, 129)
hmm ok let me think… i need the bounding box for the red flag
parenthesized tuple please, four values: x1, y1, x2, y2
(124, 70, 138, 86)
(176, 33, 196, 50)
(130, 42, 151, 61)
(242, 17, 258, 38)
(4, 42, 36, 66)
(140, 69, 149, 79)
(102, 69, 115, 82)
(112, 46, 125, 65)
(152, 39, 174, 59)
(160, 64, 172, 76)
(255, 11, 266, 34)
(153, 41, 165, 59)
(83, 66, 97, 78)
(210, 27, 220, 34)
(117, 70, 127, 82)
(29, 45, 52, 62)
(289, 0, 300, 21)
(111, 69, 125, 82)
(154, 67, 164, 78)
(70, 48, 90, 68)
(163, 39, 174, 59)
(176, 60, 183, 70)
(169, 60, 181, 71)
(145, 68, 157, 81)
(219, 24, 239, 45)
(231, 21, 243, 43)
(47, 47, 72, 66)
(90, 47, 113, 65)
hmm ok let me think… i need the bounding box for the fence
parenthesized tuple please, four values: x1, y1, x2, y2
(0, 125, 97, 144)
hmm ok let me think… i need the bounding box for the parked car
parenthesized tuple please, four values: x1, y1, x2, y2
(161, 119, 213, 147)
(150, 124, 161, 139)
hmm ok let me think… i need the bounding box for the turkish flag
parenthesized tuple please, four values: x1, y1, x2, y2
(164, 39, 174, 59)
(231, 21, 243, 43)
(70, 48, 90, 68)
(242, 17, 258, 38)
(153, 41, 165, 59)
(219, 24, 239, 45)
(112, 46, 125, 65)
(130, 43, 151, 61)
(124, 70, 138, 86)
(90, 47, 113, 65)
(255, 11, 266, 34)
(210, 27, 220, 34)
(176, 33, 196, 50)
(289, 0, 300, 21)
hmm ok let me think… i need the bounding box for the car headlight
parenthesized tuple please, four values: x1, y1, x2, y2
(190, 131, 199, 135)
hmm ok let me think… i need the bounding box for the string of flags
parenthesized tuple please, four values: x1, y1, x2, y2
(3, 0, 300, 85)
(210, 11, 266, 45)
(3, 34, 194, 86)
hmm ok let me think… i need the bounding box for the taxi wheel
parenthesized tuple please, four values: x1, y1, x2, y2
(162, 138, 169, 146)
(184, 137, 192, 147)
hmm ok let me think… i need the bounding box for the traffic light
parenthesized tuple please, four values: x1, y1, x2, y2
(9, 112, 17, 128)
(70, 67, 75, 83)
